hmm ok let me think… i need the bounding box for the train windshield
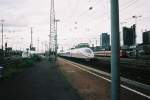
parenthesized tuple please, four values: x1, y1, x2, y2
(85, 49, 92, 54)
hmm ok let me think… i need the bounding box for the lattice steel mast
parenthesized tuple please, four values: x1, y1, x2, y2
(49, 0, 56, 59)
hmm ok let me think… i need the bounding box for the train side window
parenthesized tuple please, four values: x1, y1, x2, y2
(66, 52, 70, 55)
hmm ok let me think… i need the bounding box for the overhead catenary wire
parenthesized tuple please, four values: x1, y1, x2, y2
(65, 0, 146, 30)
(63, 0, 140, 32)
(120, 0, 138, 10)
(68, 0, 140, 25)
(61, 0, 147, 49)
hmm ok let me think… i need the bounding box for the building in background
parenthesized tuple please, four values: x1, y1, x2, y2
(75, 43, 90, 48)
(100, 33, 110, 50)
(123, 24, 136, 46)
(143, 31, 150, 44)
(126, 30, 150, 57)
(139, 31, 150, 55)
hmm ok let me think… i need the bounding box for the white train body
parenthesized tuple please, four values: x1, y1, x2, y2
(60, 47, 94, 60)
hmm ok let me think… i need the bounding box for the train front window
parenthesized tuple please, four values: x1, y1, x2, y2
(85, 49, 92, 54)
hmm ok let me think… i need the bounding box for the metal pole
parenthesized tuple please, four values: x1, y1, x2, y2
(55, 20, 57, 61)
(37, 38, 39, 52)
(110, 0, 120, 100)
(55, 19, 59, 61)
(41, 42, 43, 53)
(48, 34, 51, 60)
(44, 41, 47, 53)
(30, 27, 33, 49)
(1, 20, 4, 60)
(2, 23, 3, 51)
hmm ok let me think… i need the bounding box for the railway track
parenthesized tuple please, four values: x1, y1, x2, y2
(60, 56, 150, 85)
(95, 56, 150, 69)
(60, 58, 150, 99)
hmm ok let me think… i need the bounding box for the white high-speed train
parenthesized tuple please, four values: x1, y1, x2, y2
(59, 47, 94, 60)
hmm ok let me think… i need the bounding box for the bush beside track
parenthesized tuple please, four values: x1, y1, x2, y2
(1, 55, 42, 80)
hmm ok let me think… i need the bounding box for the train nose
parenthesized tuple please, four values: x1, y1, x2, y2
(87, 53, 94, 58)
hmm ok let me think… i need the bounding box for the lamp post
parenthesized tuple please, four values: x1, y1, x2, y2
(132, 15, 142, 58)
(1, 20, 4, 50)
(48, 34, 51, 60)
(55, 19, 60, 61)
(20, 37, 24, 51)
(1, 19, 4, 60)
(132, 15, 142, 44)
(37, 38, 40, 53)
(132, 15, 142, 25)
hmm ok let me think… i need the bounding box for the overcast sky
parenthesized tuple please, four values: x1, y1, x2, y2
(0, 0, 150, 52)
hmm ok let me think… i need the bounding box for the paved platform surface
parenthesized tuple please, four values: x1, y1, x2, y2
(57, 58, 150, 100)
(0, 60, 81, 100)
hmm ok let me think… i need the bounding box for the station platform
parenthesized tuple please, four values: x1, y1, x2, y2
(0, 59, 81, 100)
(57, 58, 150, 100)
